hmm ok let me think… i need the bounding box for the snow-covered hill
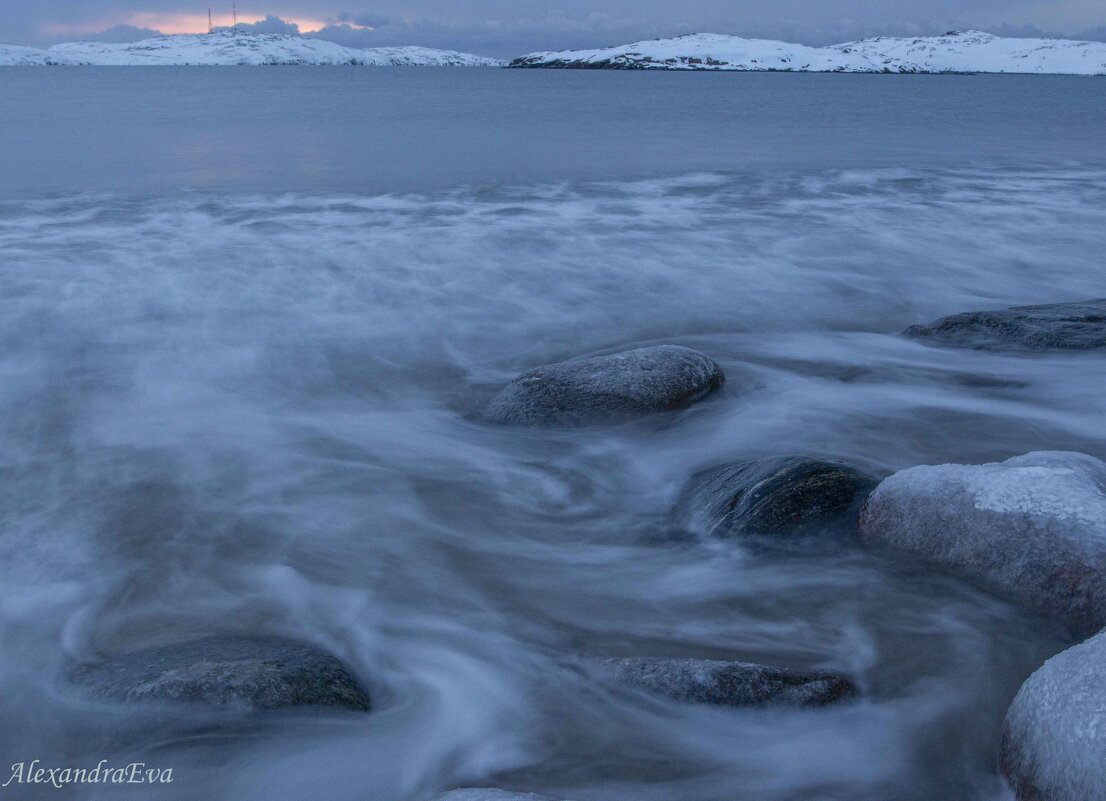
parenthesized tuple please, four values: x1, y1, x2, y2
(0, 43, 52, 65)
(0, 31, 502, 66)
(510, 30, 1106, 74)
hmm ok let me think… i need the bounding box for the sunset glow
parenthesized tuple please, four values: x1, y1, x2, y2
(44, 11, 333, 37)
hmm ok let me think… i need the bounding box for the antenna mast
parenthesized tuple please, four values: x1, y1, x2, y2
(232, 2, 237, 29)
(208, 8, 213, 33)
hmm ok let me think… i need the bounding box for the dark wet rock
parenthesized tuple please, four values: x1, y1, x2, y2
(487, 345, 724, 426)
(903, 298, 1106, 350)
(70, 635, 371, 712)
(434, 791, 568, 801)
(600, 657, 856, 708)
(682, 456, 877, 538)
(859, 451, 1106, 638)
(1001, 630, 1106, 801)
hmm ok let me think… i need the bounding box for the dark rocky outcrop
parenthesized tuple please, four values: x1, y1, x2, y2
(904, 298, 1106, 350)
(487, 345, 724, 426)
(1001, 630, 1106, 801)
(70, 635, 371, 712)
(859, 451, 1106, 638)
(599, 657, 856, 708)
(681, 456, 877, 539)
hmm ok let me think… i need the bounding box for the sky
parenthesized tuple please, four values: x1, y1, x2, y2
(3, 0, 1105, 56)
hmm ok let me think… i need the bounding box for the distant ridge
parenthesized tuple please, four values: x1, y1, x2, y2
(0, 30, 503, 66)
(5, 29, 1104, 72)
(509, 30, 1106, 74)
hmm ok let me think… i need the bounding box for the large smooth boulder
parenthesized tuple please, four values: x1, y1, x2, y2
(681, 456, 876, 539)
(1001, 630, 1106, 801)
(486, 345, 724, 426)
(599, 657, 856, 708)
(70, 635, 372, 712)
(904, 298, 1106, 350)
(859, 452, 1106, 637)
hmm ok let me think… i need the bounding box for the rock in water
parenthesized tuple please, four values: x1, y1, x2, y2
(1001, 630, 1106, 801)
(903, 298, 1106, 350)
(434, 791, 568, 801)
(600, 657, 856, 708)
(486, 345, 724, 426)
(858, 452, 1106, 637)
(70, 636, 372, 712)
(682, 456, 877, 538)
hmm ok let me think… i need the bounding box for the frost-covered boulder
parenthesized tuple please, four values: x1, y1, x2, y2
(487, 345, 724, 426)
(1001, 630, 1106, 801)
(904, 298, 1106, 350)
(680, 456, 876, 539)
(859, 452, 1106, 637)
(599, 657, 855, 708)
(70, 635, 371, 712)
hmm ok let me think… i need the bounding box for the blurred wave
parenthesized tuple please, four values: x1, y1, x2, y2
(0, 166, 1102, 800)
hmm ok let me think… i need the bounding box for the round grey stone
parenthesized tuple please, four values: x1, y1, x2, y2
(487, 345, 724, 426)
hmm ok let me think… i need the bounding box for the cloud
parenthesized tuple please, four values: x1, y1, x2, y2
(6, 1, 1105, 53)
(62, 24, 163, 43)
(336, 11, 390, 29)
(215, 14, 302, 35)
(303, 11, 684, 56)
(1075, 24, 1106, 41)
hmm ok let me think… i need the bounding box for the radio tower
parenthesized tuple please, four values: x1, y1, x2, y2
(208, 8, 213, 33)
(232, 2, 238, 29)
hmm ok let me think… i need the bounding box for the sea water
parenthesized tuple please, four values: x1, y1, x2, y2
(0, 67, 1105, 801)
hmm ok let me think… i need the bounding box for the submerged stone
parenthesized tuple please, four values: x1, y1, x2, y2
(903, 298, 1106, 350)
(859, 451, 1106, 637)
(70, 635, 371, 712)
(1001, 630, 1106, 801)
(434, 791, 568, 801)
(600, 657, 856, 708)
(682, 456, 877, 538)
(486, 345, 724, 426)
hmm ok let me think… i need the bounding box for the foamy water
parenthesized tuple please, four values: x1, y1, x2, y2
(1, 70, 1105, 801)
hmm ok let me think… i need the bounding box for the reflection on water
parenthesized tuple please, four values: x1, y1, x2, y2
(1, 69, 1106, 194)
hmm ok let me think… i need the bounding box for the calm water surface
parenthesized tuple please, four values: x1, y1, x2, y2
(0, 69, 1104, 801)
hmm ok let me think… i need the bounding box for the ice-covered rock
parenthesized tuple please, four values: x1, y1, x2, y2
(599, 657, 856, 708)
(487, 345, 724, 426)
(1001, 630, 1106, 801)
(70, 635, 372, 711)
(510, 30, 1106, 75)
(680, 456, 876, 539)
(1, 31, 502, 67)
(859, 452, 1106, 636)
(904, 298, 1106, 350)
